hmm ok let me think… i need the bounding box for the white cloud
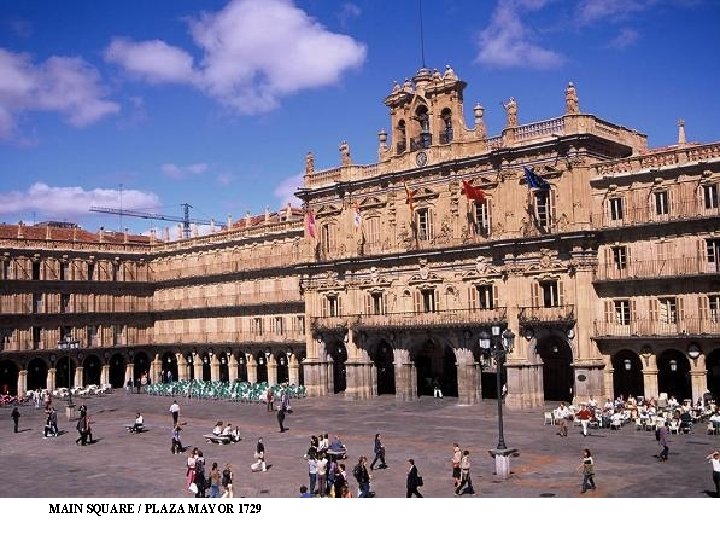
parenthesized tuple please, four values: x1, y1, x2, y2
(609, 27, 640, 49)
(161, 162, 208, 179)
(338, 2, 361, 27)
(476, 0, 564, 69)
(216, 173, 232, 186)
(576, 0, 659, 25)
(104, 0, 367, 114)
(273, 172, 302, 207)
(0, 183, 159, 216)
(0, 48, 120, 139)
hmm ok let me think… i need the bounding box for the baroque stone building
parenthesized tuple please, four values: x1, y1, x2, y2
(1, 66, 718, 409)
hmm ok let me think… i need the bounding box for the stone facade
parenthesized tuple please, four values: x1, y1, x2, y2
(1, 66, 718, 409)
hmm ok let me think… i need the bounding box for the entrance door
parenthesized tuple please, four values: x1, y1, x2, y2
(657, 349, 691, 401)
(538, 335, 574, 402)
(330, 341, 347, 393)
(373, 340, 395, 395)
(612, 350, 644, 399)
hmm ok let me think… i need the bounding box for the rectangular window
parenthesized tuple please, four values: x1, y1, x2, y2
(703, 184, 719, 210)
(366, 216, 380, 246)
(297, 316, 305, 334)
(87, 262, 95, 281)
(654, 191, 669, 215)
(32, 326, 41, 348)
(112, 263, 119, 281)
(614, 300, 631, 325)
(252, 318, 264, 336)
(541, 281, 560, 308)
(87, 325, 99, 347)
(33, 293, 42, 313)
(274, 317, 284, 335)
(327, 297, 339, 317)
(707, 239, 720, 272)
(477, 285, 495, 309)
(417, 208, 432, 241)
(32, 261, 41, 280)
(421, 289, 437, 313)
(113, 324, 124, 346)
(535, 192, 549, 229)
(612, 246, 627, 270)
(60, 262, 69, 281)
(474, 201, 491, 235)
(320, 224, 334, 254)
(709, 295, 720, 323)
(61, 294, 70, 313)
(370, 293, 384, 315)
(609, 197, 624, 221)
(658, 297, 677, 324)
(0, 260, 7, 280)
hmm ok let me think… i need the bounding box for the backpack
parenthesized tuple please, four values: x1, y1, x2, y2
(221, 469, 230, 487)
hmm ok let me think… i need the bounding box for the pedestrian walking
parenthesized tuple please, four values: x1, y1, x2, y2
(186, 448, 197, 492)
(266, 386, 274, 412)
(194, 451, 207, 498)
(169, 400, 180, 426)
(455, 450, 473, 496)
(316, 453, 328, 497)
(277, 405, 286, 433)
(451, 442, 462, 489)
(406, 459, 423, 498)
(209, 462, 220, 498)
(370, 433, 387, 470)
(171, 425, 182, 454)
(50, 407, 58, 435)
(221, 464, 234, 498)
(353, 456, 371, 498)
(252, 437, 266, 472)
(578, 448, 596, 494)
(10, 406, 19, 433)
(657, 423, 670, 462)
(706, 450, 720, 498)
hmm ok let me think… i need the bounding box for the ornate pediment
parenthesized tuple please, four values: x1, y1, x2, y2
(358, 196, 385, 210)
(315, 204, 342, 218)
(414, 186, 439, 202)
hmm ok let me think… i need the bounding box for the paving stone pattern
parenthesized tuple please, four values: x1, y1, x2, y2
(1, 393, 718, 498)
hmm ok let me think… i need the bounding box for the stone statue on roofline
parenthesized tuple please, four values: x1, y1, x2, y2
(504, 97, 517, 128)
(339, 141, 352, 167)
(305, 151, 315, 175)
(565, 82, 580, 115)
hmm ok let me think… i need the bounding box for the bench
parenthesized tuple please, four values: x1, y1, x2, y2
(125, 424, 148, 434)
(204, 434, 232, 445)
(327, 449, 347, 460)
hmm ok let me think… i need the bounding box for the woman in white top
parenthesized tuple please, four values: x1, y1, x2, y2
(316, 456, 328, 497)
(707, 450, 720, 498)
(212, 422, 223, 436)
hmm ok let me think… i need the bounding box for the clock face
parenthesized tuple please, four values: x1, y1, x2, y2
(415, 151, 428, 167)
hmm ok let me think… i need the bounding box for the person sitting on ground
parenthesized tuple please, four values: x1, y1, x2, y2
(232, 425, 241, 443)
(131, 412, 144, 432)
(329, 435, 347, 454)
(222, 422, 233, 438)
(212, 422, 224, 436)
(44, 416, 56, 437)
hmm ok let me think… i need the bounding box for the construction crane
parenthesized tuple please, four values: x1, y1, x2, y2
(90, 203, 216, 239)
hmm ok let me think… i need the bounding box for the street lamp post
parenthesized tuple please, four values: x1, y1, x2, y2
(57, 338, 80, 406)
(479, 325, 516, 480)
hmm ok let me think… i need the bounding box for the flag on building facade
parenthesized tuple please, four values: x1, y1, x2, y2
(404, 183, 418, 213)
(305, 209, 316, 238)
(524, 167, 550, 191)
(461, 179, 486, 201)
(353, 205, 362, 229)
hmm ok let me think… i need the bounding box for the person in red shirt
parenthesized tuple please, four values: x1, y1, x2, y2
(577, 406, 592, 437)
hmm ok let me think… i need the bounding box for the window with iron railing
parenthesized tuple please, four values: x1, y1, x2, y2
(417, 208, 432, 241)
(709, 295, 720, 323)
(654, 191, 669, 216)
(609, 197, 624, 221)
(658, 297, 678, 324)
(32, 261, 41, 280)
(707, 239, 720, 273)
(612, 246, 627, 270)
(274, 317, 284, 335)
(703, 184, 719, 210)
(614, 300, 631, 325)
(474, 200, 491, 235)
(477, 285, 495, 309)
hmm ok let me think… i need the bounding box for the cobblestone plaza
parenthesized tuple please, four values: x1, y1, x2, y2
(2, 393, 718, 498)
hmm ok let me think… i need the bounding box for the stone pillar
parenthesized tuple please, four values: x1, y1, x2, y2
(455, 347, 479, 406)
(505, 359, 544, 410)
(572, 359, 606, 405)
(345, 347, 373, 401)
(246, 354, 258, 384)
(124, 364, 134, 389)
(228, 353, 239, 383)
(288, 354, 300, 387)
(210, 353, 220, 382)
(17, 370, 27, 396)
(101, 363, 109, 386)
(690, 353, 707, 404)
(642, 354, 658, 399)
(47, 368, 56, 392)
(267, 354, 277, 386)
(601, 355, 613, 403)
(151, 354, 162, 385)
(393, 348, 416, 401)
(193, 353, 203, 382)
(303, 340, 329, 396)
(177, 353, 188, 381)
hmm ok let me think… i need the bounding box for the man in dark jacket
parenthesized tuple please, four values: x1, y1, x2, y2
(277, 405, 286, 433)
(354, 457, 371, 498)
(406, 459, 423, 498)
(10, 406, 20, 433)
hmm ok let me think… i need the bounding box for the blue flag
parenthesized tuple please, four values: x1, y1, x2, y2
(524, 167, 550, 191)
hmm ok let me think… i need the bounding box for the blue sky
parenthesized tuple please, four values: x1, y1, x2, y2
(0, 0, 718, 236)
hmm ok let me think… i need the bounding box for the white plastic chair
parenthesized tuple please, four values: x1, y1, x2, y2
(544, 412, 554, 425)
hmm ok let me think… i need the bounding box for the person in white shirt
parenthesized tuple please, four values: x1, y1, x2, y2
(668, 396, 679, 408)
(169, 401, 180, 426)
(316, 456, 328, 497)
(556, 403, 569, 436)
(222, 423, 233, 437)
(212, 422, 223, 436)
(588, 396, 598, 410)
(706, 450, 720, 497)
(134, 412, 144, 428)
(231, 425, 241, 443)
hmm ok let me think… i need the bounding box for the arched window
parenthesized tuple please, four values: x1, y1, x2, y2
(413, 105, 431, 150)
(441, 108, 453, 144)
(397, 120, 407, 154)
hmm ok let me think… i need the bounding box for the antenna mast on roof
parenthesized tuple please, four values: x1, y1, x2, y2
(119, 183, 123, 232)
(419, 0, 427, 68)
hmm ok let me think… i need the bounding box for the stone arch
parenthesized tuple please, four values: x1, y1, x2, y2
(200, 351, 211, 382)
(183, 351, 194, 381)
(657, 349, 691, 401)
(275, 350, 289, 384)
(256, 350, 268, 383)
(538, 334, 574, 402)
(109, 353, 125, 389)
(326, 338, 347, 394)
(218, 351, 230, 383)
(0, 359, 19, 395)
(370, 338, 395, 395)
(161, 351, 178, 383)
(706, 348, 720, 400)
(55, 356, 76, 389)
(83, 354, 101, 386)
(411, 335, 458, 398)
(611, 349, 644, 400)
(133, 352, 151, 385)
(27, 357, 48, 391)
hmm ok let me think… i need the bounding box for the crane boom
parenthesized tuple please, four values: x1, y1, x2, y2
(90, 203, 216, 239)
